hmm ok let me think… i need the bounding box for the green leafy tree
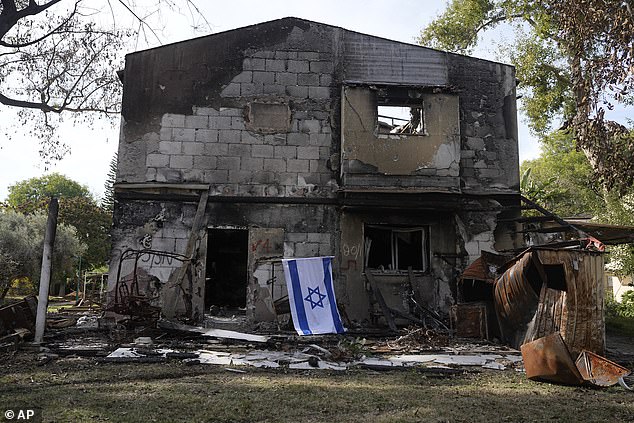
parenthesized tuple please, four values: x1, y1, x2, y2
(102, 153, 118, 213)
(520, 131, 602, 217)
(6, 173, 110, 269)
(0, 209, 85, 299)
(420, 0, 634, 194)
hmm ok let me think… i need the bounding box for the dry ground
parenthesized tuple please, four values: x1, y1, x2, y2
(1, 350, 633, 423)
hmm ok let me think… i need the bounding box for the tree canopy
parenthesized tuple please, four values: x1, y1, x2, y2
(5, 173, 110, 269)
(0, 0, 208, 161)
(420, 0, 634, 194)
(0, 209, 85, 298)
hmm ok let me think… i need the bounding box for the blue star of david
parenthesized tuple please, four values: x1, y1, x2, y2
(304, 286, 327, 309)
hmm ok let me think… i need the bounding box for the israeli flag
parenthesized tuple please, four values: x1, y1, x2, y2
(282, 256, 345, 335)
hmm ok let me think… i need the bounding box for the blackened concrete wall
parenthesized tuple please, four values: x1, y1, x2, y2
(109, 18, 521, 324)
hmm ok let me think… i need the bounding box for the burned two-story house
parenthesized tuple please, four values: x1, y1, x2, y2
(107, 17, 522, 326)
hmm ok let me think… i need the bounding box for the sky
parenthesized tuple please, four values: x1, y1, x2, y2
(0, 0, 542, 201)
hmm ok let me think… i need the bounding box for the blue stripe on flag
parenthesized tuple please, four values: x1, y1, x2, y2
(322, 257, 345, 334)
(287, 259, 311, 335)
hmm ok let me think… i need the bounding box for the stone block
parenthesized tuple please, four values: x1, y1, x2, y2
(319, 74, 333, 86)
(195, 129, 218, 143)
(169, 155, 193, 169)
(210, 116, 232, 130)
(241, 131, 263, 144)
(287, 60, 309, 73)
(240, 157, 263, 172)
(287, 133, 309, 146)
(275, 72, 297, 86)
(228, 143, 251, 157)
(159, 141, 182, 155)
(263, 158, 286, 172)
(241, 82, 264, 96)
(265, 59, 286, 72)
(264, 134, 288, 145)
(161, 113, 185, 128)
(286, 232, 307, 242)
(232, 70, 252, 83)
(276, 51, 297, 59)
(478, 168, 501, 178)
(206, 170, 229, 184)
(297, 51, 319, 60)
(156, 168, 182, 183)
(309, 133, 332, 146)
(184, 115, 208, 129)
(194, 155, 217, 170)
(252, 50, 275, 59)
(252, 144, 274, 158)
(183, 169, 205, 182)
(307, 233, 331, 243)
(297, 146, 320, 160)
(286, 85, 309, 98)
(287, 159, 309, 173)
(299, 119, 321, 134)
(217, 156, 240, 170)
(231, 117, 246, 130)
(182, 142, 204, 156)
(193, 107, 219, 116)
(221, 82, 240, 97)
(319, 147, 331, 159)
(251, 171, 276, 184)
(466, 137, 485, 150)
(274, 146, 297, 159)
(147, 154, 169, 167)
(278, 173, 297, 185)
(297, 73, 319, 86)
(309, 61, 333, 73)
(253, 71, 275, 84)
(205, 143, 228, 156)
(146, 167, 157, 181)
(173, 128, 195, 142)
(159, 127, 172, 141)
(243, 57, 265, 71)
(219, 108, 243, 117)
(218, 129, 241, 143)
(461, 149, 476, 158)
(263, 84, 286, 95)
(308, 86, 330, 99)
(229, 170, 254, 183)
(295, 242, 319, 256)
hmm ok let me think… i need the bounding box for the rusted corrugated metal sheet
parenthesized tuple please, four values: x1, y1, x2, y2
(494, 248, 605, 356)
(521, 333, 584, 385)
(493, 251, 545, 349)
(535, 249, 605, 356)
(576, 350, 631, 387)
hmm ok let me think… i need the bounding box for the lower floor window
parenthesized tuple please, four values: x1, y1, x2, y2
(364, 225, 429, 272)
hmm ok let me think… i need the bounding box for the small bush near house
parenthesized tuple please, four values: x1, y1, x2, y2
(606, 291, 634, 336)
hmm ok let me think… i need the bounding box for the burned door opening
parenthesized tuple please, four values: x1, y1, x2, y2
(205, 228, 248, 310)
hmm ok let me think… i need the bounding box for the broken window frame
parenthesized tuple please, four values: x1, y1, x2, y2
(374, 87, 428, 137)
(363, 225, 430, 273)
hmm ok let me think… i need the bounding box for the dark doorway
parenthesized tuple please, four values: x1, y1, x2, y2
(205, 228, 248, 309)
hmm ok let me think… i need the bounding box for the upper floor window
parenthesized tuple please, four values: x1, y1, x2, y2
(377, 105, 426, 135)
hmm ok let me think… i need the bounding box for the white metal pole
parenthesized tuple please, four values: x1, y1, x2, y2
(34, 198, 59, 344)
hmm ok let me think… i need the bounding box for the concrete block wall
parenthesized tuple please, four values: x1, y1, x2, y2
(144, 48, 338, 198)
(449, 57, 520, 193)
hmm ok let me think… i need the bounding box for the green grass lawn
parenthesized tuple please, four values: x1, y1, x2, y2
(1, 353, 632, 423)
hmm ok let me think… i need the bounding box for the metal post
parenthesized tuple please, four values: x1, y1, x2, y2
(34, 197, 59, 344)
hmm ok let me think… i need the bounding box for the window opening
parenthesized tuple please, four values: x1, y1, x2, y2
(377, 105, 425, 135)
(364, 225, 429, 271)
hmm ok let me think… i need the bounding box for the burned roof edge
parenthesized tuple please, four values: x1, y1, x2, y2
(123, 16, 516, 69)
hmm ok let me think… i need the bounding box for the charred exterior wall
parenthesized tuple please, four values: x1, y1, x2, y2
(109, 17, 522, 325)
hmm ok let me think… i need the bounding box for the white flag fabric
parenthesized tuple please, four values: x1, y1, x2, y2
(282, 256, 345, 335)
